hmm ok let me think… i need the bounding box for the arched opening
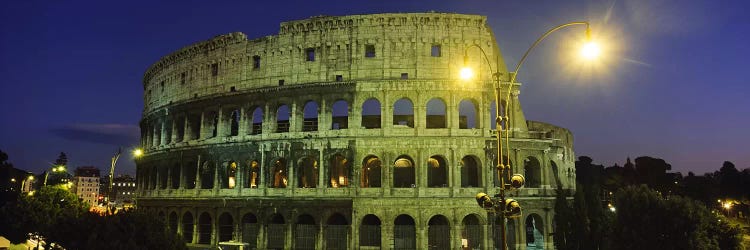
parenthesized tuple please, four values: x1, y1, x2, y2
(427, 155, 448, 187)
(168, 211, 178, 235)
(175, 116, 185, 142)
(270, 158, 288, 188)
(325, 213, 349, 250)
(329, 154, 349, 187)
(218, 212, 233, 242)
(426, 98, 447, 128)
(245, 160, 260, 188)
(489, 101, 496, 130)
(297, 156, 318, 188)
(171, 163, 180, 189)
(200, 161, 214, 189)
(393, 156, 415, 188)
(461, 155, 481, 188)
(331, 100, 349, 130)
(250, 107, 263, 135)
(230, 109, 240, 136)
(302, 101, 319, 132)
(393, 98, 414, 127)
(225, 161, 238, 189)
(360, 215, 381, 247)
(158, 211, 166, 222)
(276, 104, 290, 133)
(159, 166, 168, 189)
(242, 213, 258, 248)
(458, 99, 478, 129)
(394, 214, 416, 249)
(551, 160, 561, 187)
(494, 217, 517, 250)
(267, 214, 286, 250)
(295, 214, 318, 250)
(198, 212, 212, 244)
(428, 215, 450, 249)
(461, 214, 482, 249)
(524, 157, 542, 188)
(425, 98, 447, 128)
(184, 161, 196, 189)
(494, 156, 513, 188)
(525, 214, 544, 249)
(361, 98, 381, 129)
(182, 212, 194, 243)
(361, 155, 382, 188)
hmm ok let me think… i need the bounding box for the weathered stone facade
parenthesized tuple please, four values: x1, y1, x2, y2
(137, 13, 576, 250)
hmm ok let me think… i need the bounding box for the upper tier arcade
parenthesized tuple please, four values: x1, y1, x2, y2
(141, 13, 507, 115)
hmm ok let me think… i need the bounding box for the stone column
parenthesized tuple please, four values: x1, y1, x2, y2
(154, 166, 160, 190)
(238, 106, 248, 135)
(166, 165, 172, 190)
(381, 221, 392, 250)
(171, 117, 179, 143)
(318, 148, 325, 188)
(216, 108, 225, 137)
(290, 101, 299, 132)
(193, 212, 199, 244)
(183, 115, 192, 141)
(213, 162, 220, 191)
(152, 123, 160, 148)
(199, 111, 207, 139)
(179, 163, 185, 190)
(195, 156, 203, 189)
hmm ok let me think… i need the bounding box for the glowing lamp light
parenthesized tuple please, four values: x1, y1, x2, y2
(580, 41, 601, 60)
(133, 148, 144, 157)
(459, 67, 474, 80)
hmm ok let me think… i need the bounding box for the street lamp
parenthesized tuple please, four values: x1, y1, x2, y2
(464, 21, 599, 250)
(43, 165, 67, 186)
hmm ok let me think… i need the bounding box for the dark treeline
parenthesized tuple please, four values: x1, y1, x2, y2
(554, 156, 748, 250)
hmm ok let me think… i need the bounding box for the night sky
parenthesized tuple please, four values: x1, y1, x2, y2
(1, 0, 748, 176)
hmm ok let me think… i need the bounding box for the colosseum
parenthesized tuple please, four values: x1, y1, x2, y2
(136, 12, 576, 250)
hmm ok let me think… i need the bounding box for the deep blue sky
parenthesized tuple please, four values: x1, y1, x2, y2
(1, 0, 748, 176)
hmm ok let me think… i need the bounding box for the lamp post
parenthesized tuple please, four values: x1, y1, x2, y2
(465, 21, 599, 250)
(43, 165, 66, 186)
(21, 175, 34, 193)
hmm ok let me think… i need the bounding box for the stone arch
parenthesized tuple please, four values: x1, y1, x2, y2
(325, 213, 349, 250)
(428, 215, 451, 249)
(245, 159, 260, 188)
(170, 162, 180, 189)
(297, 156, 319, 188)
(426, 98, 447, 128)
(200, 161, 215, 189)
(360, 214, 381, 247)
(393, 98, 414, 127)
(329, 154, 350, 187)
(461, 155, 481, 187)
(223, 160, 238, 189)
(229, 108, 240, 136)
(459, 98, 478, 129)
(525, 214, 544, 249)
(361, 155, 382, 188)
(269, 158, 288, 188)
(182, 211, 194, 243)
(393, 155, 415, 188)
(550, 160, 561, 187)
(267, 213, 286, 249)
(295, 214, 318, 249)
(276, 104, 290, 133)
(427, 155, 448, 187)
(183, 160, 197, 189)
(362, 98, 381, 129)
(218, 212, 233, 242)
(249, 106, 263, 135)
(168, 211, 178, 235)
(393, 214, 416, 249)
(461, 214, 483, 249)
(331, 99, 349, 130)
(198, 212, 212, 244)
(241, 213, 259, 248)
(524, 156, 542, 188)
(302, 100, 319, 132)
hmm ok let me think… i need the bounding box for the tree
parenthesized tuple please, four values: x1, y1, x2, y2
(0, 185, 88, 244)
(553, 187, 576, 250)
(54, 152, 68, 167)
(611, 185, 742, 250)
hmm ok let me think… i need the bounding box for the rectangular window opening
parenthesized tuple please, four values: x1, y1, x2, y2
(180, 73, 186, 84)
(431, 44, 442, 57)
(365, 44, 375, 58)
(305, 48, 315, 61)
(253, 56, 261, 69)
(211, 63, 219, 76)
(401, 73, 408, 79)
(230, 86, 236, 92)
(335, 75, 343, 82)
(278, 79, 285, 86)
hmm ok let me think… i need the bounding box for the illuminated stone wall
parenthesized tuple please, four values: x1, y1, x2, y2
(137, 13, 575, 249)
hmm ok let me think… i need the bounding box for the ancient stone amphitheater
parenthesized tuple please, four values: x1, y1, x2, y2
(136, 12, 576, 250)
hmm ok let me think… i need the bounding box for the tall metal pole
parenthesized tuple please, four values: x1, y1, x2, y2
(109, 148, 121, 203)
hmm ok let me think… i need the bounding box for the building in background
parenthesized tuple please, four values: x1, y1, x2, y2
(111, 175, 136, 210)
(73, 166, 100, 208)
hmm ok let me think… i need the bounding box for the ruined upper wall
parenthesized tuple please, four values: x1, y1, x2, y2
(142, 13, 507, 113)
